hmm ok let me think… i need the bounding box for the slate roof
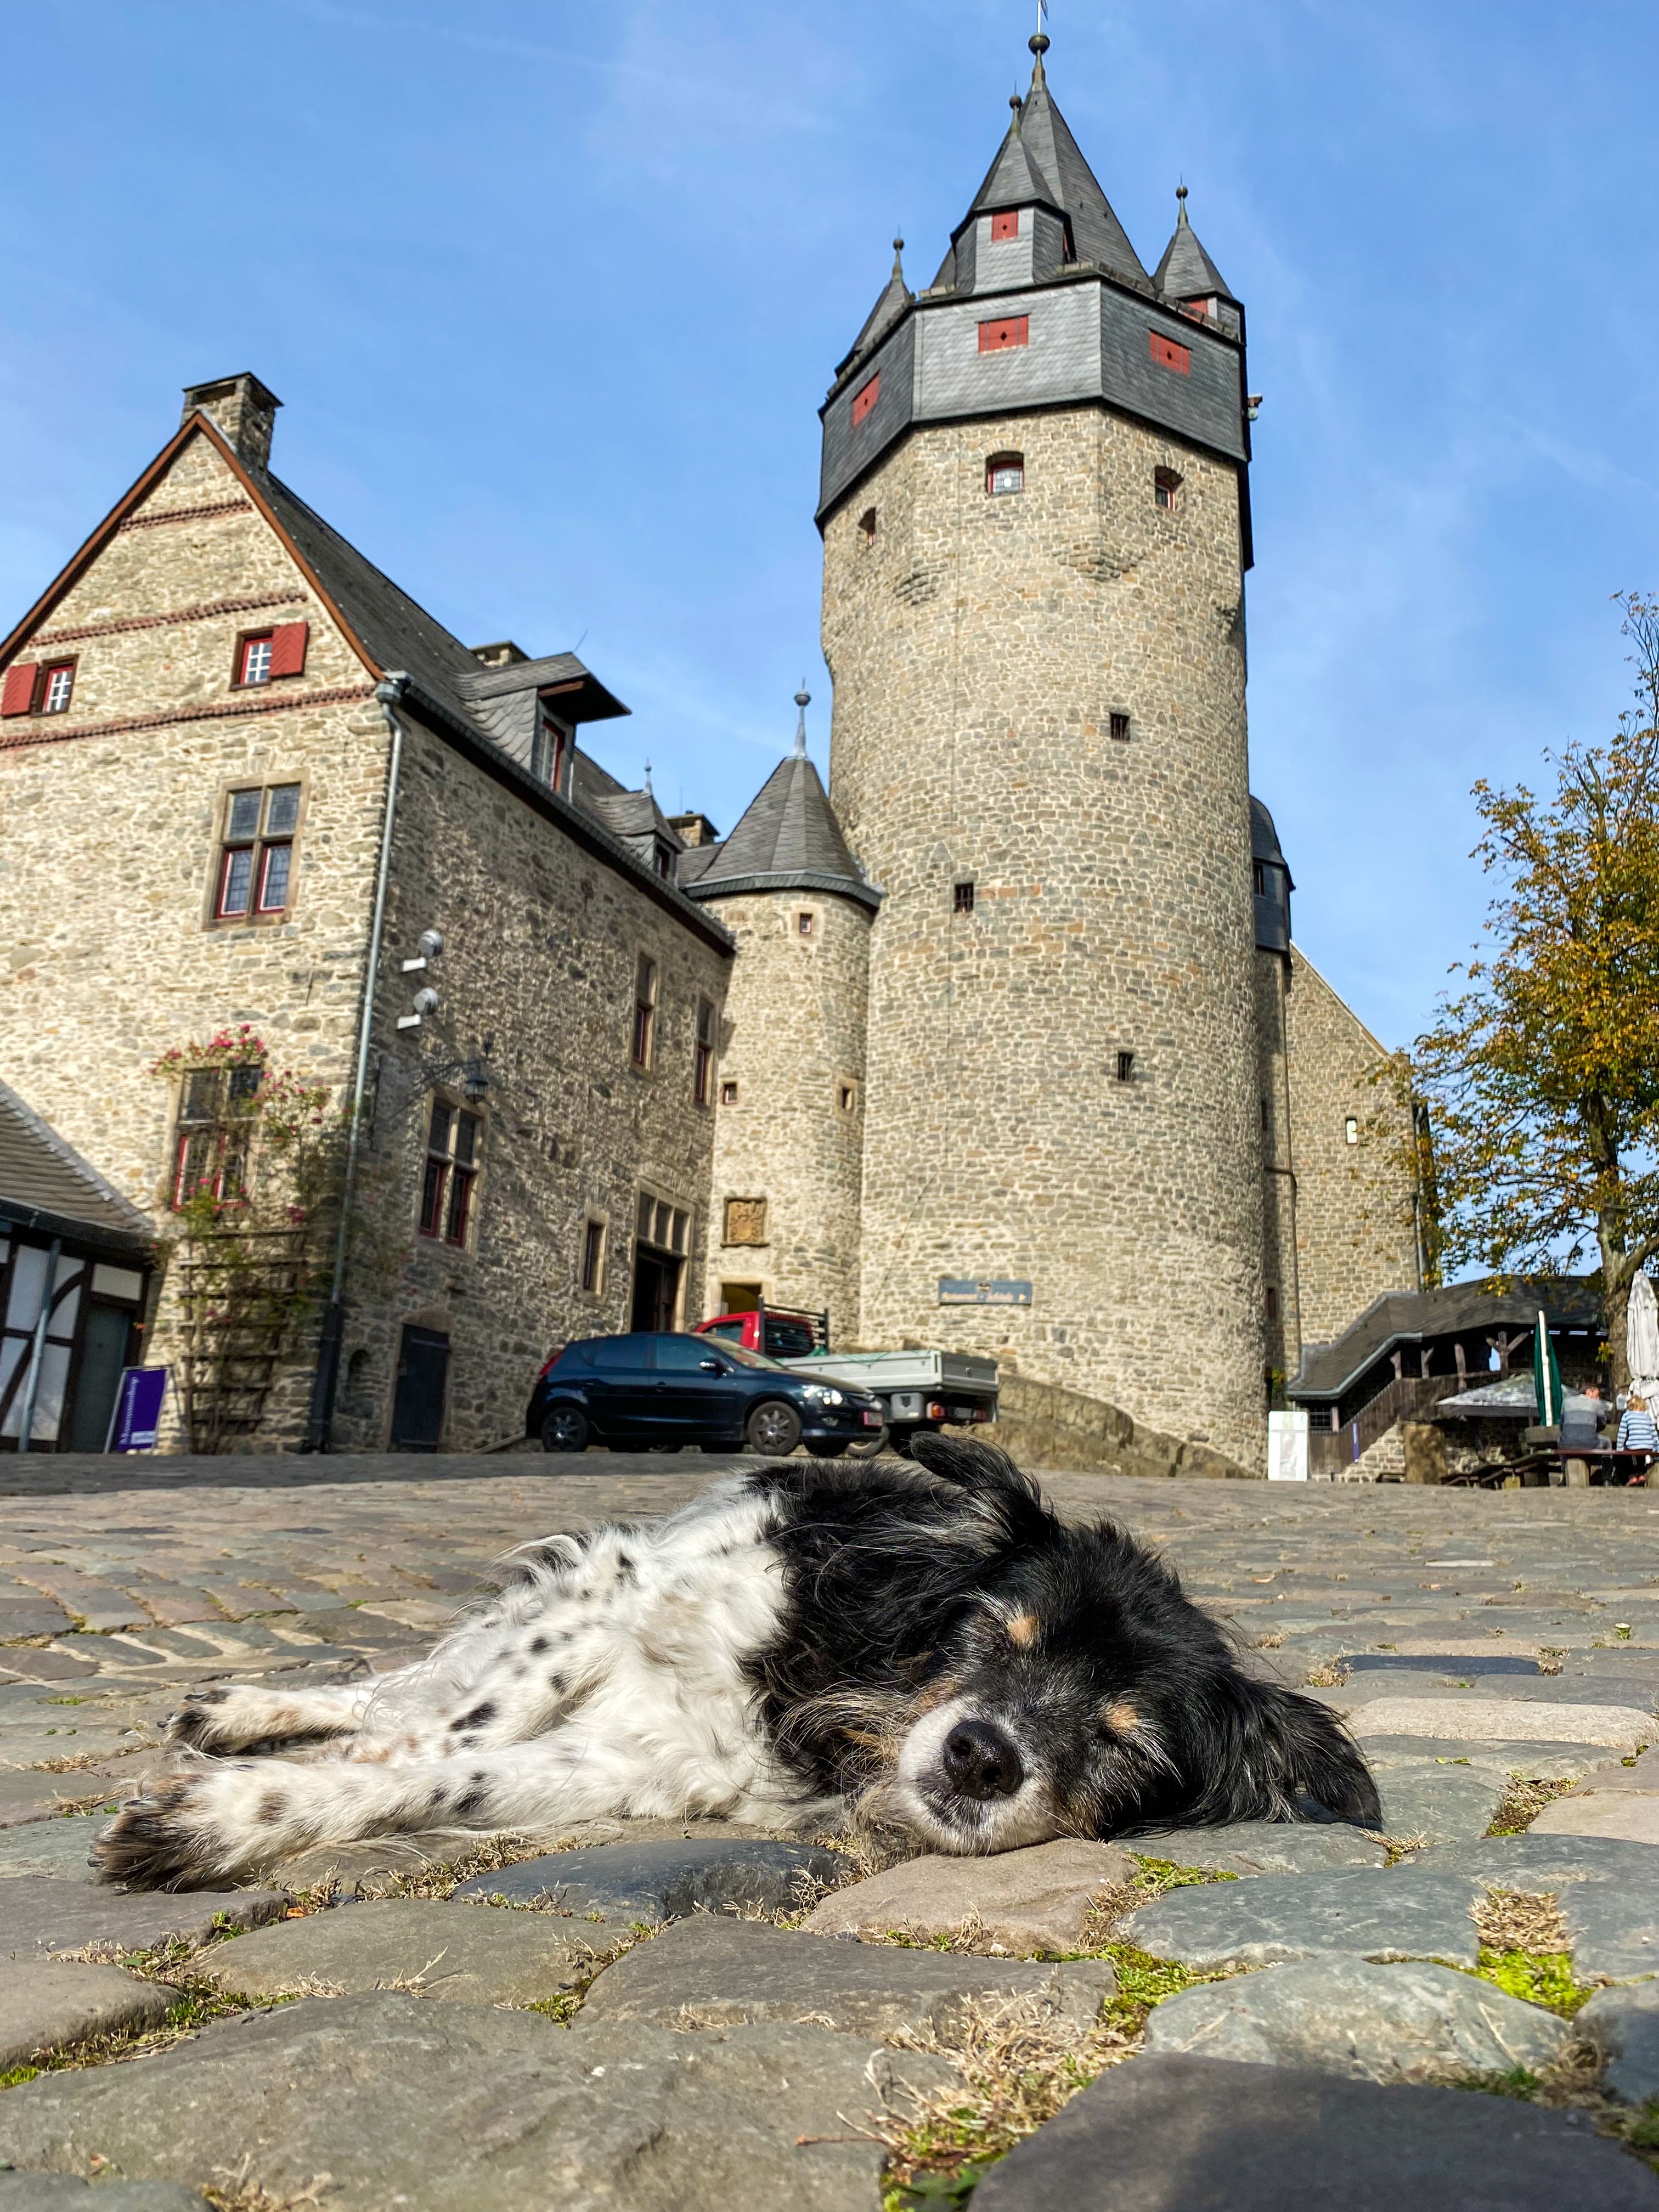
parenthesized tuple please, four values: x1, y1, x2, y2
(936, 39, 1149, 290)
(590, 789, 684, 851)
(1153, 190, 1237, 304)
(1289, 1279, 1604, 1404)
(684, 750, 880, 911)
(0, 1081, 154, 1254)
(1250, 795, 1291, 883)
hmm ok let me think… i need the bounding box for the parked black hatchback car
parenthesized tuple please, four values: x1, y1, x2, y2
(526, 1331, 885, 1457)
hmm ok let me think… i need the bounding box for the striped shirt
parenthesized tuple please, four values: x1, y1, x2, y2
(1617, 1409, 1659, 1452)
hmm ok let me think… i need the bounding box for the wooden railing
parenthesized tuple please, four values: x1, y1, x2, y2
(1307, 1374, 1462, 1477)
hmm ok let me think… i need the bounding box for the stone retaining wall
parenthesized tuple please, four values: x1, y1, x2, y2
(985, 1370, 1259, 1481)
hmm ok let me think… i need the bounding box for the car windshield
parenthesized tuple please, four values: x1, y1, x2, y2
(715, 1340, 794, 1374)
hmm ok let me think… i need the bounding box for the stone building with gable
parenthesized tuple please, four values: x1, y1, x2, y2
(0, 375, 732, 1453)
(0, 31, 1418, 1463)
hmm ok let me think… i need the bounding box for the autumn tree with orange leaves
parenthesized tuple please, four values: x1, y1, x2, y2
(1406, 593, 1659, 1390)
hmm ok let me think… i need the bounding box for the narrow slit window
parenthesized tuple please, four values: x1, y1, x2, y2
(720, 1080, 740, 1107)
(1109, 712, 1131, 743)
(1345, 1116, 1359, 1146)
(580, 1217, 606, 1294)
(1116, 1051, 1136, 1085)
(797, 911, 815, 936)
(1154, 468, 1183, 511)
(694, 999, 715, 1106)
(1253, 860, 1267, 894)
(953, 880, 975, 913)
(858, 508, 877, 548)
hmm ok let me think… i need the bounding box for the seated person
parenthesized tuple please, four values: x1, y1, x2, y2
(1559, 1384, 1608, 1452)
(1616, 1393, 1659, 1455)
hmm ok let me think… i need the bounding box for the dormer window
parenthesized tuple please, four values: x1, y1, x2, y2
(653, 840, 673, 880)
(990, 210, 1020, 241)
(531, 709, 567, 791)
(987, 452, 1024, 496)
(851, 375, 881, 427)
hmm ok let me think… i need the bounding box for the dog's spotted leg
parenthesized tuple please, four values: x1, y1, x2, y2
(93, 1720, 794, 1892)
(166, 1681, 375, 1756)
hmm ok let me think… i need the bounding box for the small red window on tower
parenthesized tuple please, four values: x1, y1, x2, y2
(851, 375, 880, 426)
(1149, 331, 1191, 376)
(979, 315, 1030, 353)
(990, 210, 1019, 242)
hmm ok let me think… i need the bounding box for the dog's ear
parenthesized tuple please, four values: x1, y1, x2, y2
(1190, 1674, 1382, 1828)
(908, 1434, 1037, 1501)
(906, 1434, 1051, 1542)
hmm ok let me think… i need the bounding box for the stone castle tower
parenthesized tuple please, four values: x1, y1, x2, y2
(686, 692, 878, 1342)
(818, 35, 1266, 1463)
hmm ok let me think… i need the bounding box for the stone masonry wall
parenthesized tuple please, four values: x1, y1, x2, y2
(0, 428, 388, 1446)
(332, 712, 731, 1451)
(822, 404, 1267, 1468)
(698, 885, 868, 1344)
(1287, 944, 1420, 1350)
(1256, 947, 1301, 1389)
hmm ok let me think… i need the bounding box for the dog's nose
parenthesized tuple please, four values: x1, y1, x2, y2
(941, 1720, 1024, 1801)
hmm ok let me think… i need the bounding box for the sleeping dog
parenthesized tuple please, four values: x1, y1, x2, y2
(94, 1439, 1379, 1889)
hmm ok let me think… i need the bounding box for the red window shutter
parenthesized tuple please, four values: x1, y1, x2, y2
(1149, 331, 1192, 375)
(978, 315, 1030, 353)
(267, 621, 309, 678)
(851, 375, 880, 427)
(990, 211, 1019, 242)
(1, 663, 37, 716)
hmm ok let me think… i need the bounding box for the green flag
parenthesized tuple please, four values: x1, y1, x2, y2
(1533, 1309, 1562, 1426)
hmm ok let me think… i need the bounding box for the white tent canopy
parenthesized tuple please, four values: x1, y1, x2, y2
(1628, 1271, 1659, 1400)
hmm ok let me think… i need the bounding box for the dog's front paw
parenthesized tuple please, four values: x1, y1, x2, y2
(166, 1686, 234, 1751)
(92, 1774, 233, 1891)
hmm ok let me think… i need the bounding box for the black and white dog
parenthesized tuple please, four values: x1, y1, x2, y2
(95, 1440, 1379, 1890)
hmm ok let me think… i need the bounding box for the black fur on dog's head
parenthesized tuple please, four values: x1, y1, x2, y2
(748, 1435, 1380, 1853)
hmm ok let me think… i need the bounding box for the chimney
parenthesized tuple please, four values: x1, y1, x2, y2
(180, 374, 282, 470)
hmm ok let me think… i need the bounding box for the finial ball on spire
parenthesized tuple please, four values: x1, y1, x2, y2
(1176, 183, 1188, 202)
(1030, 30, 1049, 54)
(794, 689, 811, 708)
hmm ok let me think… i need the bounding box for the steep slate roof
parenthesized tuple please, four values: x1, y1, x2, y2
(998, 40, 1149, 285)
(1153, 189, 1237, 303)
(968, 104, 1063, 219)
(1289, 1278, 1604, 1404)
(0, 1081, 154, 1252)
(685, 748, 880, 912)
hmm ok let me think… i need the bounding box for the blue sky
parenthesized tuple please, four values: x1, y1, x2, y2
(2, 0, 1655, 1052)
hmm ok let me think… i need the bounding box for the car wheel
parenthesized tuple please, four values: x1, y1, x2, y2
(845, 1426, 889, 1459)
(540, 1404, 589, 1453)
(746, 1401, 802, 1457)
(805, 1438, 848, 1458)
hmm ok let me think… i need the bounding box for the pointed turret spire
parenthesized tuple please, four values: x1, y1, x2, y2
(684, 689, 879, 912)
(1153, 183, 1239, 308)
(793, 686, 810, 759)
(836, 236, 915, 377)
(933, 25, 1148, 291)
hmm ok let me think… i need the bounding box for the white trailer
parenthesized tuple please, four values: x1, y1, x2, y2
(778, 1347, 998, 1456)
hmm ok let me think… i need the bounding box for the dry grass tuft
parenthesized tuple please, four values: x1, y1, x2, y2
(374, 1832, 550, 1903)
(873, 1991, 1133, 2199)
(1485, 1775, 1578, 1836)
(1303, 1661, 1347, 1689)
(204, 2153, 333, 2209)
(1474, 1887, 1570, 1954)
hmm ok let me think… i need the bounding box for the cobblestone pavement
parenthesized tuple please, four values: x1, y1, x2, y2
(1, 1454, 1657, 2208)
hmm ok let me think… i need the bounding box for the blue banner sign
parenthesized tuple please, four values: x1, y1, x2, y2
(110, 1367, 168, 1452)
(938, 1278, 1034, 1307)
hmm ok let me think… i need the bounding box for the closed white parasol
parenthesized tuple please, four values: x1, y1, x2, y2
(1628, 1271, 1659, 1398)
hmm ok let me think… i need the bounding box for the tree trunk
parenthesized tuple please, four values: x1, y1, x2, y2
(1601, 1230, 1635, 1396)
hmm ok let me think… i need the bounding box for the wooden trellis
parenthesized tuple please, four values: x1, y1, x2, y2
(171, 1226, 314, 1452)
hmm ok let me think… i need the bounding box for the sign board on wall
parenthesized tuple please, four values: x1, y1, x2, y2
(109, 1368, 168, 1452)
(938, 1279, 1034, 1307)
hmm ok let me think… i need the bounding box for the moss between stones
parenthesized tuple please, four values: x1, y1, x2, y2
(1471, 1945, 1595, 2018)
